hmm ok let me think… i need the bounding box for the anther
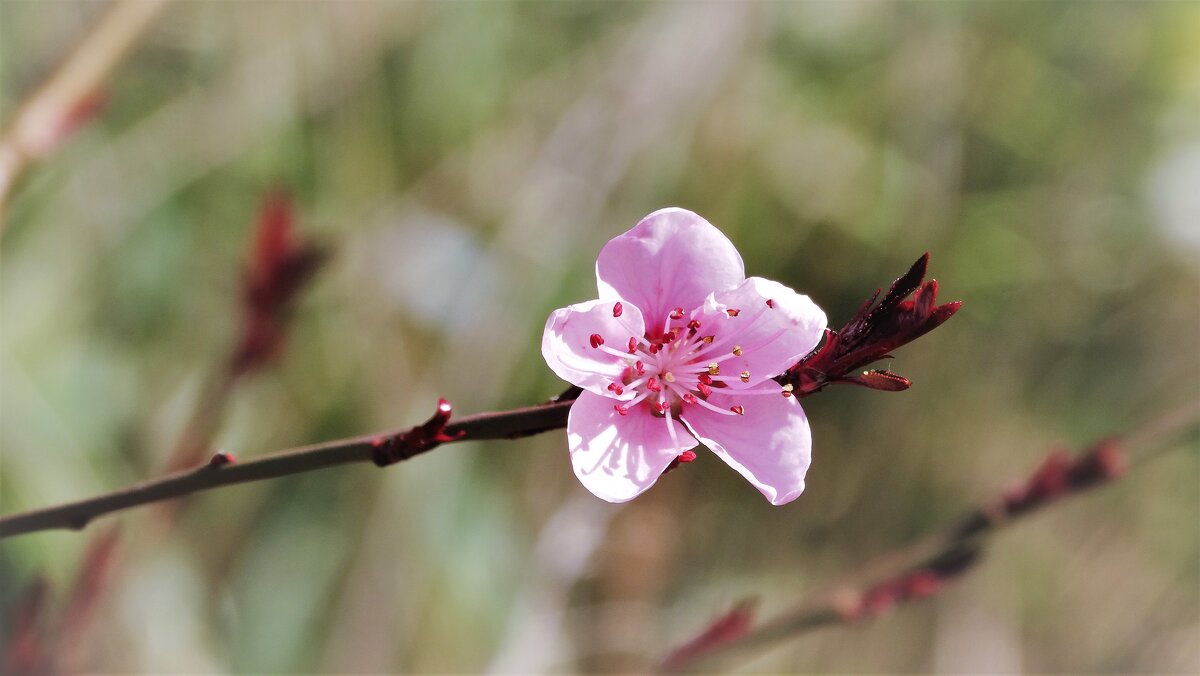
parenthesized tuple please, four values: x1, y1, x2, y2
(635, 360, 645, 375)
(647, 377, 662, 392)
(663, 372, 676, 383)
(687, 319, 701, 331)
(732, 345, 743, 356)
(730, 405, 745, 415)
(607, 383, 624, 395)
(670, 307, 685, 320)
(781, 383, 794, 398)
(628, 337, 638, 353)
(654, 401, 670, 414)
(614, 404, 629, 416)
(697, 382, 713, 397)
(766, 299, 775, 308)
(648, 343, 661, 354)
(726, 308, 741, 317)
(707, 363, 720, 376)
(740, 370, 751, 383)
(698, 373, 713, 385)
(613, 302, 623, 317)
(682, 393, 698, 404)
(589, 333, 604, 349)
(701, 335, 714, 344)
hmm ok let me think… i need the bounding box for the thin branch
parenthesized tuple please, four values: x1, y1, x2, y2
(0, 0, 167, 224)
(659, 401, 1200, 672)
(0, 398, 575, 539)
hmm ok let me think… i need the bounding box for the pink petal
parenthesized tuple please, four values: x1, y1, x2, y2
(568, 390, 698, 503)
(595, 208, 745, 329)
(681, 391, 811, 505)
(542, 299, 646, 398)
(696, 277, 826, 388)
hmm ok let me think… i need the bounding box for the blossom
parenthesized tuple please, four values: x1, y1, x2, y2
(542, 208, 827, 504)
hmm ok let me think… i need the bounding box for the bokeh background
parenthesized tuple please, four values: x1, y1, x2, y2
(2, 1, 1198, 672)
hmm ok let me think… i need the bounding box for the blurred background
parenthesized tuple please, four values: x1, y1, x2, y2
(1, 1, 1197, 672)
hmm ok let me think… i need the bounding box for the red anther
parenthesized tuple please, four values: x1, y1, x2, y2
(208, 452, 236, 468)
(647, 377, 662, 392)
(614, 404, 629, 416)
(613, 302, 623, 317)
(697, 382, 713, 397)
(698, 373, 713, 385)
(628, 337, 639, 353)
(678, 450, 698, 463)
(664, 329, 679, 343)
(766, 299, 775, 308)
(635, 360, 645, 375)
(726, 308, 741, 317)
(687, 319, 701, 331)
(654, 401, 670, 414)
(607, 383, 624, 395)
(730, 405, 745, 415)
(682, 393, 698, 404)
(589, 333, 604, 348)
(781, 390, 793, 398)
(670, 307, 685, 320)
(648, 343, 661, 354)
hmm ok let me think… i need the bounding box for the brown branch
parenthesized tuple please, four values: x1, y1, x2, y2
(659, 401, 1200, 672)
(0, 398, 575, 539)
(0, 0, 168, 225)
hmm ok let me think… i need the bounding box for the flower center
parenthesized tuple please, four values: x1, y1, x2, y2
(594, 301, 791, 422)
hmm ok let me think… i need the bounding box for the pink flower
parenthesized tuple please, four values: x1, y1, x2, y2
(542, 208, 827, 504)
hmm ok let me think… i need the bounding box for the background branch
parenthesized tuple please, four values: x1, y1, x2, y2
(659, 400, 1200, 672)
(0, 0, 167, 225)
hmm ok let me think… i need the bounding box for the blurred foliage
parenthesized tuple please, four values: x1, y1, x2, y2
(1, 1, 1197, 672)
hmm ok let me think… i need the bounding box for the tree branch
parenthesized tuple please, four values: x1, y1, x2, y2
(658, 400, 1200, 672)
(0, 0, 168, 225)
(0, 398, 575, 538)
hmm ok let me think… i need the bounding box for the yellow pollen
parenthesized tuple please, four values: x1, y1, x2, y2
(782, 383, 794, 392)
(707, 363, 720, 376)
(732, 345, 743, 356)
(740, 370, 751, 383)
(701, 335, 714, 344)
(663, 372, 676, 383)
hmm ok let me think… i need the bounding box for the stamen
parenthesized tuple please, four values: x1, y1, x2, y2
(707, 363, 720, 376)
(732, 345, 743, 356)
(627, 337, 638, 353)
(663, 372, 676, 383)
(635, 360, 645, 375)
(687, 319, 701, 331)
(648, 343, 661, 355)
(613, 302, 623, 317)
(740, 370, 751, 383)
(614, 404, 629, 416)
(697, 382, 713, 397)
(730, 405, 745, 415)
(654, 401, 671, 414)
(682, 393, 698, 404)
(647, 377, 662, 392)
(766, 299, 775, 308)
(607, 383, 624, 396)
(670, 307, 685, 320)
(589, 334, 604, 349)
(781, 383, 794, 398)
(698, 373, 713, 385)
(678, 450, 697, 463)
(701, 335, 714, 344)
(726, 308, 741, 317)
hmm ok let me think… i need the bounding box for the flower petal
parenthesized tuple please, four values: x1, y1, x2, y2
(595, 208, 745, 328)
(694, 277, 827, 388)
(681, 391, 811, 505)
(568, 390, 698, 503)
(542, 299, 646, 398)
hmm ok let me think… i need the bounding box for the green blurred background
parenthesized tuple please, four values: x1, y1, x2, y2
(2, 1, 1197, 672)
